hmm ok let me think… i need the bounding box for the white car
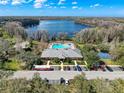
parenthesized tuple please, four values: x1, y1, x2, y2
(65, 79, 69, 85)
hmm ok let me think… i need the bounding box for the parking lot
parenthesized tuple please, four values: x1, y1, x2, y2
(33, 64, 124, 72)
(50, 65, 88, 71)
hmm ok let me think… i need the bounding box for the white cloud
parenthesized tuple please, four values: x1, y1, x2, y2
(72, 6, 78, 9)
(58, 0, 66, 5)
(60, 6, 66, 8)
(90, 3, 101, 8)
(0, 0, 9, 5)
(12, 0, 22, 5)
(34, 0, 47, 3)
(94, 4, 100, 7)
(72, 1, 77, 5)
(34, 0, 47, 8)
(12, 0, 32, 5)
(34, 3, 42, 8)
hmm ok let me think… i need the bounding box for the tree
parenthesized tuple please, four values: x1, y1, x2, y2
(75, 25, 124, 44)
(0, 38, 10, 52)
(110, 46, 124, 61)
(80, 44, 100, 68)
(69, 74, 90, 93)
(16, 51, 43, 70)
(110, 79, 124, 93)
(32, 30, 49, 42)
(58, 32, 68, 41)
(28, 73, 55, 93)
(0, 70, 13, 79)
(53, 85, 70, 93)
(4, 22, 27, 40)
(118, 57, 124, 67)
(96, 44, 109, 53)
(89, 79, 113, 93)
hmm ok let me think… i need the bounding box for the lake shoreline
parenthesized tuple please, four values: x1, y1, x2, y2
(26, 20, 90, 38)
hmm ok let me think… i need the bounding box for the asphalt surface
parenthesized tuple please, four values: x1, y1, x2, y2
(10, 71, 124, 80)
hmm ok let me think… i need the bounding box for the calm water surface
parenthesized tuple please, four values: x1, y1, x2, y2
(26, 20, 89, 37)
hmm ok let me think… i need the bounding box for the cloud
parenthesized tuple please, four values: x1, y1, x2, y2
(0, 0, 9, 5)
(11, 0, 32, 5)
(34, 0, 47, 8)
(72, 6, 78, 9)
(34, 3, 42, 8)
(90, 3, 101, 8)
(60, 6, 66, 8)
(34, 0, 47, 3)
(58, 0, 66, 5)
(12, 0, 22, 5)
(72, 1, 77, 5)
(94, 4, 100, 7)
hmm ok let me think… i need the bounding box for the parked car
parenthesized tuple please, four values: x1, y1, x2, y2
(65, 79, 69, 85)
(32, 65, 54, 71)
(106, 66, 113, 72)
(76, 65, 82, 71)
(33, 68, 54, 71)
(90, 61, 106, 71)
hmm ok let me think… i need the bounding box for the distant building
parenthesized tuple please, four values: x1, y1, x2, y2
(14, 41, 30, 50)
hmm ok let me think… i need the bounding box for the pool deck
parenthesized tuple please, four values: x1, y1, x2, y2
(48, 41, 76, 49)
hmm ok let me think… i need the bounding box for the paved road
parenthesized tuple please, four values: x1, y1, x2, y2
(11, 71, 81, 80)
(10, 71, 124, 80)
(85, 71, 124, 80)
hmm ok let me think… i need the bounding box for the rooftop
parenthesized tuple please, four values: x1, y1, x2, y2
(14, 41, 30, 49)
(41, 48, 83, 59)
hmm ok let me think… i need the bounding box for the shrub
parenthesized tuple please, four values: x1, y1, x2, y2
(4, 59, 22, 71)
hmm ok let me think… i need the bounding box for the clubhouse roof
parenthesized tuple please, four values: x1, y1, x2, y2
(41, 48, 83, 60)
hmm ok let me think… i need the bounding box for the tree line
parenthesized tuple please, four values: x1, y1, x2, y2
(75, 18, 124, 44)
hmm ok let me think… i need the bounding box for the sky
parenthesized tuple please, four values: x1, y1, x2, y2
(0, 0, 124, 17)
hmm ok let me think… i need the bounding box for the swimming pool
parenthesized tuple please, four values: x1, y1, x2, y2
(52, 43, 70, 49)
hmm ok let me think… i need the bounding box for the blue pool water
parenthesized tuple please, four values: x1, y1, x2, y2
(52, 44, 70, 49)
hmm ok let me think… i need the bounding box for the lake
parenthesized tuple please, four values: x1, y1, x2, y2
(26, 20, 89, 37)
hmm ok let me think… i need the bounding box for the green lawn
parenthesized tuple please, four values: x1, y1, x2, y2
(4, 59, 23, 71)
